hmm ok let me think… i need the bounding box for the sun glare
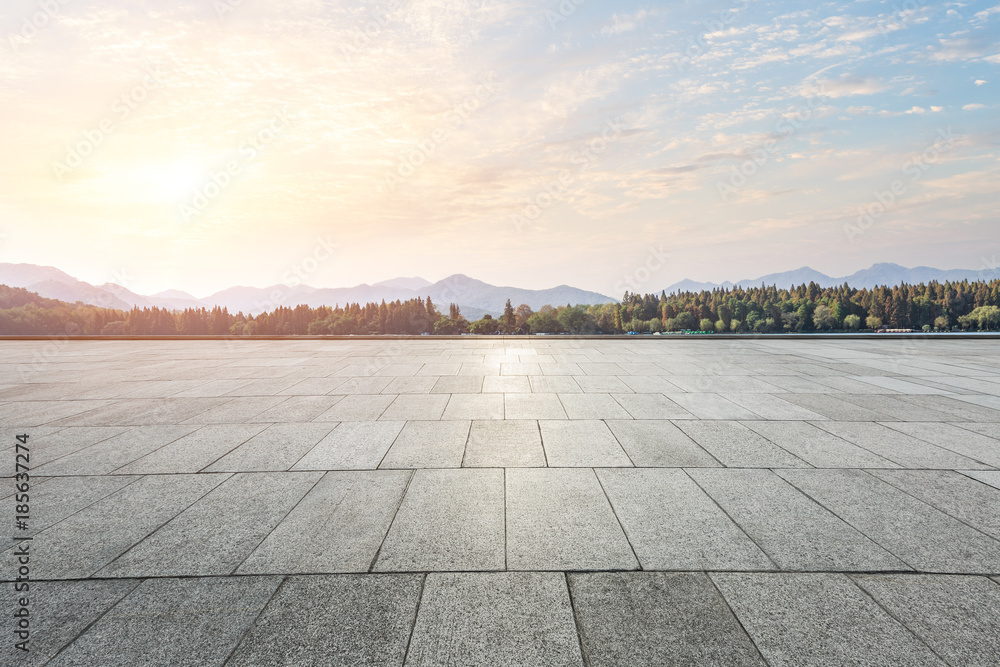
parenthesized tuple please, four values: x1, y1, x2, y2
(143, 163, 208, 203)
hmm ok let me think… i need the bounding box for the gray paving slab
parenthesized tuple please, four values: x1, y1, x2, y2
(883, 422, 1000, 468)
(373, 362, 425, 377)
(483, 375, 532, 393)
(506, 468, 638, 571)
(204, 422, 338, 472)
(569, 572, 766, 666)
(538, 362, 584, 376)
(744, 421, 899, 468)
(501, 361, 542, 375)
(779, 468, 1000, 573)
(430, 376, 484, 393)
(248, 395, 343, 422)
(0, 399, 116, 426)
(689, 469, 905, 571)
(238, 470, 410, 574)
(719, 393, 828, 420)
(383, 376, 438, 394)
(666, 393, 761, 419)
(556, 393, 632, 419)
(1, 475, 139, 550)
(335, 376, 394, 394)
(98, 471, 322, 577)
(675, 421, 809, 468)
(442, 393, 504, 419)
(464, 419, 546, 467)
(406, 572, 582, 667)
(32, 424, 199, 476)
(1, 579, 141, 667)
(853, 574, 1000, 666)
(314, 394, 396, 420)
(379, 394, 450, 420)
(836, 394, 957, 421)
(419, 362, 463, 376)
(870, 469, 1000, 540)
(380, 420, 470, 468)
(114, 423, 269, 474)
(277, 377, 348, 394)
(529, 375, 582, 393)
(19, 473, 228, 579)
(711, 573, 943, 666)
(610, 393, 694, 419)
(228, 574, 422, 666)
(957, 422, 1000, 440)
(179, 396, 287, 423)
(27, 426, 128, 468)
(813, 421, 988, 469)
(617, 375, 681, 393)
(170, 379, 260, 397)
(669, 376, 781, 393)
(292, 421, 404, 470)
(810, 375, 902, 394)
(539, 420, 633, 467)
(897, 394, 1000, 421)
(47, 576, 281, 667)
(951, 393, 1000, 410)
(605, 420, 720, 467)
(779, 393, 895, 420)
(577, 362, 625, 376)
(221, 376, 308, 396)
(375, 469, 505, 571)
(850, 376, 950, 394)
(960, 470, 1000, 489)
(459, 361, 501, 375)
(503, 393, 568, 419)
(597, 469, 772, 570)
(46, 397, 232, 426)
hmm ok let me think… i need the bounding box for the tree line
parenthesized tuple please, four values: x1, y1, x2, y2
(0, 279, 998, 336)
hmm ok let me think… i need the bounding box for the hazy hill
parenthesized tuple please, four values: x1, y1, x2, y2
(198, 275, 613, 317)
(3, 261, 997, 318)
(21, 279, 131, 310)
(663, 262, 1000, 294)
(734, 266, 835, 289)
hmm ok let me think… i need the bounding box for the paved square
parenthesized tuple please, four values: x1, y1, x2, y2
(3, 337, 1000, 664)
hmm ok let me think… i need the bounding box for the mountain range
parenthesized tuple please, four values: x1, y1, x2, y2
(660, 263, 1000, 294)
(1, 262, 997, 318)
(0, 264, 614, 318)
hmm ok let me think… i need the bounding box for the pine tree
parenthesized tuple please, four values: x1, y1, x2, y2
(502, 299, 515, 333)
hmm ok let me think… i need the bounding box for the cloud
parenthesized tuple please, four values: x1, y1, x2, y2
(814, 74, 885, 98)
(601, 9, 657, 36)
(963, 103, 986, 110)
(973, 4, 1000, 23)
(930, 37, 1000, 62)
(975, 79, 987, 86)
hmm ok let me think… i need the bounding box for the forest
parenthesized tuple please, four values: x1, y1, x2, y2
(0, 279, 998, 336)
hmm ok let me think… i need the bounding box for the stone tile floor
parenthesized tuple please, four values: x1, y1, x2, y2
(3, 337, 1000, 665)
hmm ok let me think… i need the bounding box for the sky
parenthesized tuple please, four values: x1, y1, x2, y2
(0, 0, 997, 299)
